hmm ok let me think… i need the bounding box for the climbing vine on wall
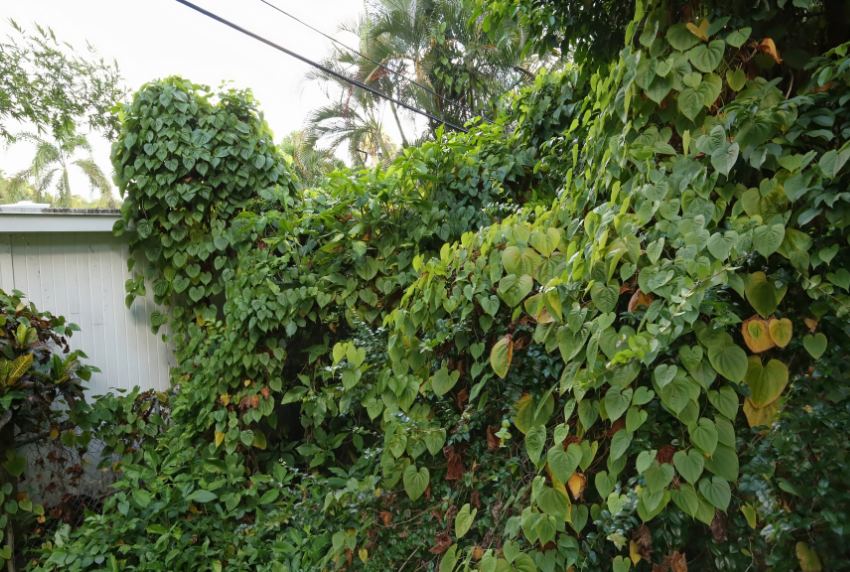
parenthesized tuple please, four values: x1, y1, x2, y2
(27, 2, 850, 572)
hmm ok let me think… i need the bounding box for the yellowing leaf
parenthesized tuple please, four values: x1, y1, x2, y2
(757, 38, 783, 64)
(490, 335, 513, 378)
(796, 542, 822, 572)
(214, 430, 225, 448)
(743, 397, 780, 432)
(686, 19, 710, 42)
(49, 427, 60, 440)
(742, 316, 775, 353)
(220, 393, 231, 406)
(359, 549, 368, 563)
(567, 472, 586, 500)
(768, 317, 792, 348)
(629, 540, 642, 565)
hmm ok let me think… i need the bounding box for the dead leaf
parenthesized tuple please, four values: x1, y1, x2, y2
(653, 555, 673, 572)
(456, 388, 469, 409)
(380, 510, 392, 526)
(710, 509, 727, 543)
(632, 524, 653, 563)
(656, 445, 677, 466)
(804, 317, 818, 332)
(444, 446, 466, 481)
(628, 289, 654, 313)
(756, 38, 783, 63)
(670, 551, 688, 572)
(607, 417, 626, 437)
(486, 426, 500, 452)
(429, 533, 452, 555)
(473, 546, 485, 560)
(567, 472, 586, 500)
(471, 490, 481, 509)
(742, 315, 776, 353)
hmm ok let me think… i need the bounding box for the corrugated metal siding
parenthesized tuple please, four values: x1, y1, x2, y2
(0, 232, 174, 395)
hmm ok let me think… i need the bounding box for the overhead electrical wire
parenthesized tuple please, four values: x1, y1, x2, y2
(172, 0, 469, 133)
(257, 0, 495, 125)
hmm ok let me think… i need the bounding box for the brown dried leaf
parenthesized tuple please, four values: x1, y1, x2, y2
(444, 446, 466, 481)
(671, 551, 688, 572)
(380, 510, 392, 526)
(656, 445, 677, 466)
(472, 546, 485, 560)
(486, 426, 500, 452)
(471, 490, 481, 509)
(710, 509, 727, 543)
(429, 532, 452, 555)
(456, 388, 469, 409)
(632, 524, 653, 563)
(628, 289, 654, 313)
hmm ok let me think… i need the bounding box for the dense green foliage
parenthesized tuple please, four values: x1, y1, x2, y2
(0, 20, 124, 142)
(306, 0, 534, 162)
(24, 2, 850, 572)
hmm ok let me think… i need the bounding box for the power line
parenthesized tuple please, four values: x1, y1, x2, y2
(172, 0, 469, 133)
(257, 0, 494, 125)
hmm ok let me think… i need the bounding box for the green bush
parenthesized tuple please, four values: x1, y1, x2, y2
(29, 2, 850, 572)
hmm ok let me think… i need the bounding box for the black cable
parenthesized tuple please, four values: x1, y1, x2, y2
(172, 0, 468, 133)
(258, 0, 494, 124)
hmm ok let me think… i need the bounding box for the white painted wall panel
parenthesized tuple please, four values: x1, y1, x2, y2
(0, 231, 174, 395)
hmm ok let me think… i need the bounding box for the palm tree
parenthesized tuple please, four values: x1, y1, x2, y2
(304, 0, 536, 160)
(280, 130, 346, 188)
(6, 132, 115, 208)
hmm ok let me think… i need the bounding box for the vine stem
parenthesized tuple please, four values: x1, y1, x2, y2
(795, 269, 850, 313)
(397, 546, 420, 572)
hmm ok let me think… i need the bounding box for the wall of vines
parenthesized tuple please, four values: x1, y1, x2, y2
(26, 2, 850, 572)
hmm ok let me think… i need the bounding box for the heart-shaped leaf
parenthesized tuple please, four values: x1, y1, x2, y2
(689, 40, 725, 72)
(703, 443, 739, 482)
(557, 325, 590, 362)
(753, 223, 786, 257)
(590, 281, 620, 314)
(671, 483, 700, 517)
(699, 476, 731, 511)
(742, 316, 775, 353)
(490, 335, 514, 378)
(525, 425, 546, 464)
(744, 357, 788, 408)
(653, 364, 678, 388)
(644, 462, 675, 493)
(403, 465, 430, 501)
(803, 333, 827, 359)
(604, 386, 633, 422)
(595, 470, 615, 499)
(711, 142, 739, 176)
(455, 503, 476, 539)
(726, 68, 747, 90)
(708, 342, 748, 383)
(688, 418, 718, 455)
(744, 397, 780, 430)
(547, 443, 582, 484)
(498, 274, 533, 308)
(673, 449, 705, 484)
(707, 386, 739, 420)
(432, 366, 461, 396)
(744, 272, 787, 318)
(625, 405, 648, 432)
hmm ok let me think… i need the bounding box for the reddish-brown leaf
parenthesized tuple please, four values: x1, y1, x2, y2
(632, 524, 653, 563)
(628, 289, 654, 312)
(656, 445, 677, 466)
(429, 533, 452, 555)
(471, 490, 481, 509)
(444, 446, 466, 482)
(671, 551, 688, 572)
(486, 425, 500, 452)
(710, 509, 727, 543)
(380, 510, 392, 526)
(756, 38, 783, 63)
(456, 388, 469, 409)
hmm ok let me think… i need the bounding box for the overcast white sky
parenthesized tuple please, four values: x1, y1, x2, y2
(0, 0, 392, 202)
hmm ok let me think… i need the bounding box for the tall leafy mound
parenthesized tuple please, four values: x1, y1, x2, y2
(30, 2, 850, 572)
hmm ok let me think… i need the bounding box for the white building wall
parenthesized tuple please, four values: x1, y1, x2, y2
(0, 230, 174, 395)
